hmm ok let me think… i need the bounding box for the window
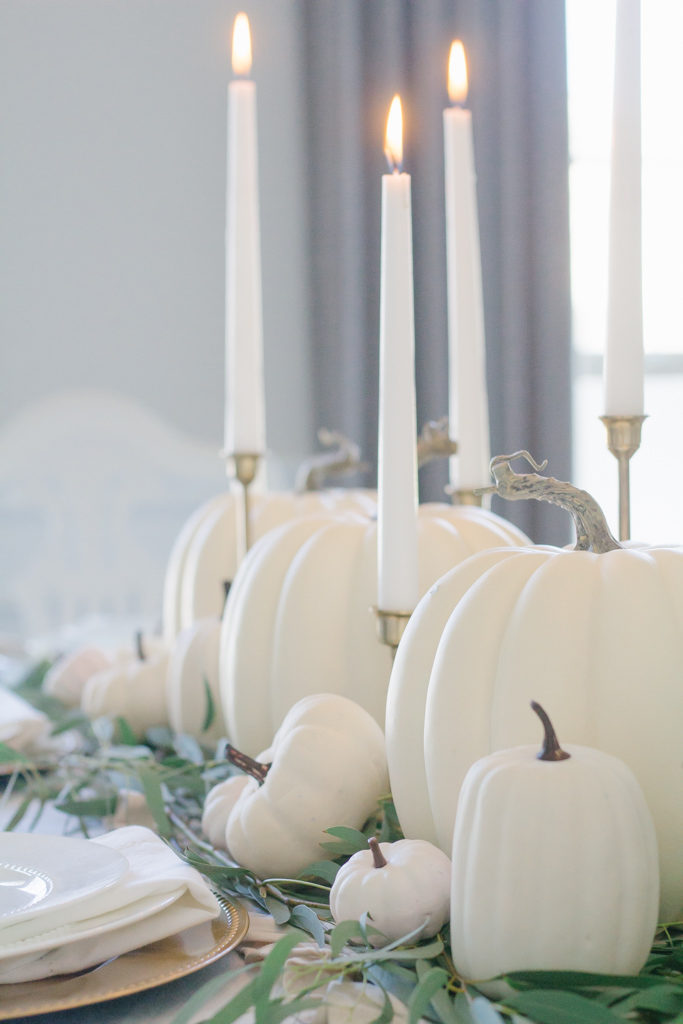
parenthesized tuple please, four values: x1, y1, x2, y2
(567, 0, 683, 542)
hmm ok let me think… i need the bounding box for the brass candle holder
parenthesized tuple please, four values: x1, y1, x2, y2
(223, 451, 262, 559)
(599, 415, 647, 542)
(374, 608, 412, 657)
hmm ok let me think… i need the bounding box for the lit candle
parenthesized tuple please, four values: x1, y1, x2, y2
(225, 12, 266, 455)
(377, 95, 419, 613)
(443, 40, 490, 491)
(603, 0, 643, 416)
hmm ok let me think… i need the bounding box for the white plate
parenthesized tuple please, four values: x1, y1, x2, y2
(0, 887, 180, 959)
(0, 833, 127, 925)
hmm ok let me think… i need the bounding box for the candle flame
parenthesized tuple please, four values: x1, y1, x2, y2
(232, 12, 252, 75)
(448, 40, 468, 105)
(384, 94, 403, 171)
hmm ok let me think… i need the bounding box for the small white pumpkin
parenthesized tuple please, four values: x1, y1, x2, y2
(450, 702, 659, 995)
(81, 650, 169, 733)
(201, 775, 251, 849)
(43, 647, 115, 707)
(224, 693, 389, 879)
(330, 837, 451, 944)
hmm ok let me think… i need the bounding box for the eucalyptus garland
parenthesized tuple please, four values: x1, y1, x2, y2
(2, 660, 683, 1024)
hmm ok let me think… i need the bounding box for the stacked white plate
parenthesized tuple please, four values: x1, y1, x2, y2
(0, 827, 220, 983)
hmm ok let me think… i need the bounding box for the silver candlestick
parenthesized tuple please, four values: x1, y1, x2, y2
(373, 608, 411, 658)
(599, 415, 646, 542)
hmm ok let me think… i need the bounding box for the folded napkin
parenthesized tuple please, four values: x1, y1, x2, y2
(0, 688, 49, 753)
(0, 826, 220, 982)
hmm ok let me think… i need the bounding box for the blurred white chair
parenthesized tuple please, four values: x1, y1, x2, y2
(0, 389, 227, 642)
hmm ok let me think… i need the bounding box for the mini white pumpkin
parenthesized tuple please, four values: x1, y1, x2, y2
(221, 504, 529, 756)
(388, 452, 683, 921)
(330, 837, 451, 944)
(450, 702, 659, 995)
(224, 693, 389, 879)
(43, 646, 116, 707)
(81, 650, 169, 734)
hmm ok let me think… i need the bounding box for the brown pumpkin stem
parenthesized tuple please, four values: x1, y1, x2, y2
(135, 630, 145, 661)
(531, 701, 571, 762)
(368, 837, 388, 869)
(226, 743, 271, 784)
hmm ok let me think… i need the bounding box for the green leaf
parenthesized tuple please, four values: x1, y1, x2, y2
(201, 676, 216, 732)
(289, 904, 325, 947)
(409, 965, 450, 1023)
(168, 964, 254, 1024)
(297, 860, 340, 884)
(612, 983, 683, 1016)
(367, 987, 396, 1024)
(505, 969, 660, 991)
(54, 794, 117, 817)
(137, 766, 172, 836)
(503, 989, 625, 1024)
(114, 716, 139, 745)
(253, 996, 322, 1024)
(264, 896, 291, 925)
(320, 825, 369, 855)
(173, 732, 205, 765)
(331, 919, 366, 957)
(0, 742, 27, 764)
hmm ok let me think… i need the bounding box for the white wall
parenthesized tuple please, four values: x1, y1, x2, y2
(0, 0, 313, 638)
(0, 0, 312, 461)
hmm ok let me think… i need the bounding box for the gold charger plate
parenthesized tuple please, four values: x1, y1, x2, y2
(0, 899, 249, 1020)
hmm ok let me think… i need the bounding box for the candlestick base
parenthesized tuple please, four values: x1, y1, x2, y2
(373, 608, 412, 656)
(221, 451, 263, 557)
(445, 485, 484, 507)
(599, 415, 647, 542)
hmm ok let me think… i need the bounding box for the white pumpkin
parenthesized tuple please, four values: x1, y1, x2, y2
(450, 703, 659, 994)
(166, 619, 225, 741)
(387, 452, 683, 920)
(43, 646, 116, 707)
(330, 837, 451, 944)
(81, 651, 169, 734)
(224, 693, 389, 879)
(221, 504, 530, 756)
(201, 775, 251, 848)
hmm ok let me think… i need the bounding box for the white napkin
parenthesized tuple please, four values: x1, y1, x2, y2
(0, 688, 49, 753)
(0, 826, 220, 982)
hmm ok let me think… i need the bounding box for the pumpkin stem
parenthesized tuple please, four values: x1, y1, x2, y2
(294, 428, 368, 492)
(487, 452, 621, 554)
(368, 837, 388, 868)
(135, 630, 145, 661)
(226, 743, 271, 784)
(531, 701, 571, 762)
(416, 417, 458, 468)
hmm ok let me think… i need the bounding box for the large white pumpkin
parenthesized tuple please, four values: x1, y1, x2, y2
(162, 488, 377, 645)
(387, 453, 683, 921)
(220, 504, 530, 757)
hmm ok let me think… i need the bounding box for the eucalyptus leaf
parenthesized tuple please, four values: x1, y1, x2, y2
(168, 964, 254, 1024)
(54, 794, 117, 817)
(173, 733, 205, 765)
(0, 742, 27, 764)
(503, 989, 625, 1023)
(321, 825, 370, 855)
(252, 995, 322, 1024)
(297, 859, 340, 884)
(201, 676, 216, 732)
(505, 969, 660, 992)
(367, 987, 396, 1024)
(612, 984, 683, 1016)
(137, 766, 172, 836)
(331, 919, 366, 957)
(409, 966, 450, 1023)
(264, 895, 291, 925)
(290, 904, 325, 947)
(114, 716, 139, 746)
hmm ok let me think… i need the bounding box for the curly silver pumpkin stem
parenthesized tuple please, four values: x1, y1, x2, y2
(294, 429, 369, 493)
(416, 417, 458, 468)
(487, 451, 621, 553)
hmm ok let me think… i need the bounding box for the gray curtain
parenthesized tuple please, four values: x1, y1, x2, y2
(300, 0, 572, 545)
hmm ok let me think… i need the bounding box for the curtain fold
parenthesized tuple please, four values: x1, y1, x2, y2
(301, 0, 572, 544)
